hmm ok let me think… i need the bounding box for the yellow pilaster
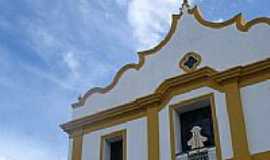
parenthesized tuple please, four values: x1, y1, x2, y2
(147, 106, 160, 160)
(71, 129, 83, 160)
(224, 81, 251, 160)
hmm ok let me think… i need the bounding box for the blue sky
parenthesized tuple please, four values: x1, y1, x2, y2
(0, 0, 269, 160)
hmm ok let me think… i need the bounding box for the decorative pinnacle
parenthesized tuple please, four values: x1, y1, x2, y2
(180, 0, 190, 15)
(182, 0, 190, 7)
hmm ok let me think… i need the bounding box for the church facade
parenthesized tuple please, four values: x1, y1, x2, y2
(61, 1, 270, 160)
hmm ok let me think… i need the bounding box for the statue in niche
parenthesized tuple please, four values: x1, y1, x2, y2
(187, 126, 208, 150)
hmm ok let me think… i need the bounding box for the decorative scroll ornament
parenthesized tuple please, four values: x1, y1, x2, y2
(187, 126, 208, 150)
(179, 52, 202, 72)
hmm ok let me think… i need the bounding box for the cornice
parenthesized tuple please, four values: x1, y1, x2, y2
(72, 5, 270, 109)
(61, 58, 270, 135)
(62, 93, 162, 134)
(156, 67, 218, 94)
(213, 58, 270, 84)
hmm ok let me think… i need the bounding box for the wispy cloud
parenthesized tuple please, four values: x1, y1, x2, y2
(63, 51, 80, 79)
(213, 18, 225, 22)
(127, 0, 180, 50)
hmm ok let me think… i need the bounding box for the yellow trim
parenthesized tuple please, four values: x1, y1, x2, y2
(224, 81, 251, 160)
(100, 130, 127, 160)
(71, 129, 83, 160)
(62, 58, 270, 135)
(147, 106, 160, 160)
(169, 106, 176, 160)
(252, 151, 270, 160)
(61, 58, 270, 160)
(179, 52, 202, 73)
(209, 94, 222, 160)
(188, 6, 270, 32)
(169, 94, 222, 160)
(72, 4, 270, 108)
(83, 109, 145, 134)
(213, 58, 270, 86)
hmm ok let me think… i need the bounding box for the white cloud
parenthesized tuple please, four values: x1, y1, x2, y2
(214, 18, 224, 22)
(63, 51, 80, 79)
(127, 0, 180, 50)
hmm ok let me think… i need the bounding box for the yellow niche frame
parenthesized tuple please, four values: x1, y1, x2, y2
(169, 93, 222, 160)
(100, 129, 127, 160)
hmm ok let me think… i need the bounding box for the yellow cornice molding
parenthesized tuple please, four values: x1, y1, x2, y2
(252, 151, 270, 160)
(188, 6, 270, 32)
(61, 58, 270, 135)
(72, 5, 270, 109)
(62, 93, 162, 134)
(156, 67, 218, 94)
(213, 58, 270, 85)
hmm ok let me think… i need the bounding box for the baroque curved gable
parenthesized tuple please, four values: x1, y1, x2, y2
(73, 14, 181, 108)
(72, 3, 270, 119)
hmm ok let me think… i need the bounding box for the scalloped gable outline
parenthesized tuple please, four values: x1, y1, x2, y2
(72, 5, 270, 108)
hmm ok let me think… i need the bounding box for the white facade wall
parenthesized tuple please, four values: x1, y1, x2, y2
(159, 107, 172, 160)
(81, 118, 147, 160)
(159, 87, 233, 160)
(241, 80, 270, 154)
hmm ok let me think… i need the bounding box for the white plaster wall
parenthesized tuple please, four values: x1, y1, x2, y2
(159, 107, 172, 160)
(81, 118, 147, 160)
(159, 87, 233, 160)
(241, 80, 270, 154)
(73, 8, 270, 120)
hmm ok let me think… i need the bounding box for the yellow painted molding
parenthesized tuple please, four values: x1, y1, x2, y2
(224, 81, 251, 160)
(62, 104, 147, 135)
(72, 3, 270, 109)
(179, 51, 202, 73)
(169, 94, 222, 160)
(147, 106, 160, 160)
(169, 106, 176, 160)
(61, 58, 270, 135)
(61, 58, 270, 160)
(252, 151, 270, 160)
(188, 6, 270, 32)
(213, 58, 270, 86)
(71, 129, 83, 160)
(100, 130, 127, 160)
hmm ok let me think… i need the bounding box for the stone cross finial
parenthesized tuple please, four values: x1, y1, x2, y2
(187, 126, 208, 150)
